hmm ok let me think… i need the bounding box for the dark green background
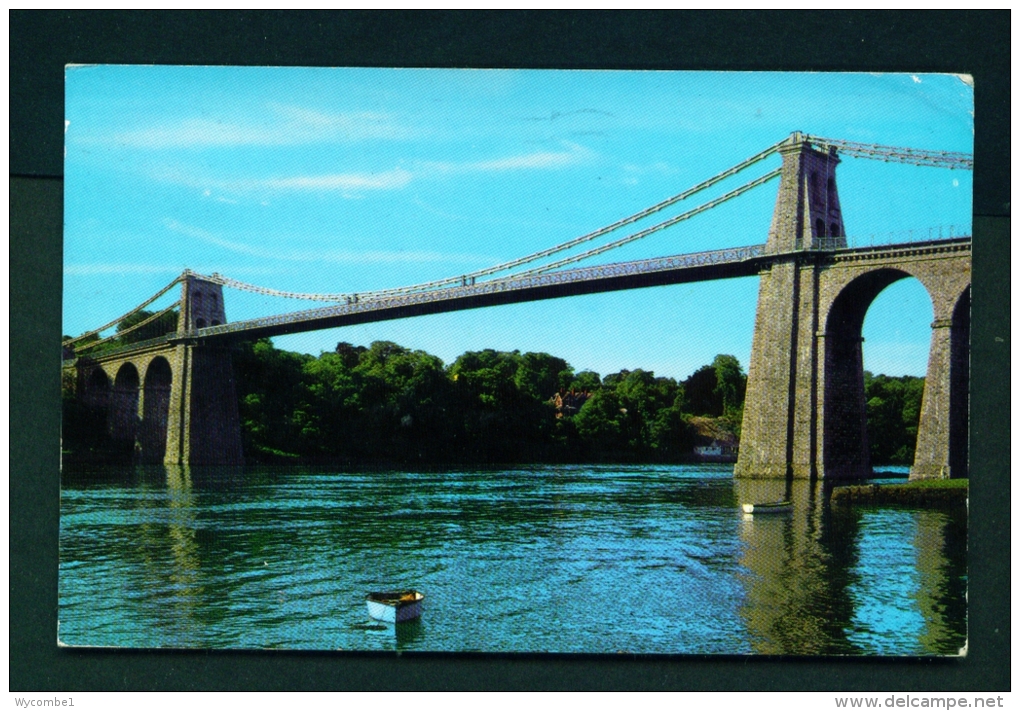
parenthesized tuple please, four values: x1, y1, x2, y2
(11, 10, 1010, 690)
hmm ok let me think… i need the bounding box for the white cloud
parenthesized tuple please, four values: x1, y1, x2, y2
(64, 263, 180, 276)
(150, 141, 592, 198)
(65, 263, 291, 278)
(152, 166, 413, 198)
(423, 141, 594, 175)
(620, 160, 675, 185)
(162, 219, 491, 266)
(256, 168, 413, 192)
(466, 150, 578, 171)
(99, 104, 421, 149)
(163, 219, 287, 259)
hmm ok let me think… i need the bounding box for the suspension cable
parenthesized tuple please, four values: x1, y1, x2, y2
(805, 135, 973, 170)
(206, 150, 785, 305)
(72, 300, 181, 353)
(62, 276, 184, 346)
(202, 273, 351, 303)
(358, 139, 787, 297)
(512, 167, 783, 277)
(196, 141, 785, 305)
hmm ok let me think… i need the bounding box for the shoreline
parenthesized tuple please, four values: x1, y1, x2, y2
(830, 479, 968, 508)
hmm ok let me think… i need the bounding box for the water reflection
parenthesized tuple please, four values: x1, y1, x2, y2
(843, 507, 967, 655)
(117, 465, 207, 646)
(734, 478, 966, 655)
(915, 508, 968, 654)
(357, 618, 426, 651)
(735, 479, 856, 654)
(59, 464, 965, 653)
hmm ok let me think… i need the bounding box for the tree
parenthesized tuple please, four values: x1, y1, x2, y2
(293, 351, 362, 457)
(116, 309, 179, 344)
(683, 365, 720, 416)
(864, 372, 925, 464)
(514, 352, 572, 400)
(335, 341, 367, 368)
(612, 369, 680, 449)
(231, 338, 313, 458)
(573, 389, 628, 456)
(449, 349, 522, 410)
(569, 370, 602, 392)
(712, 354, 747, 419)
(649, 406, 697, 458)
(679, 355, 746, 418)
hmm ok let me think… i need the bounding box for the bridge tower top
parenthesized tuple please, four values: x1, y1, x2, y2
(178, 270, 228, 334)
(767, 131, 848, 253)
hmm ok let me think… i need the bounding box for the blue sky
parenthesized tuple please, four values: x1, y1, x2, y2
(64, 67, 973, 380)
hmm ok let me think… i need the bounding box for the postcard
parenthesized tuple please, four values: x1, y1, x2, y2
(60, 67, 972, 654)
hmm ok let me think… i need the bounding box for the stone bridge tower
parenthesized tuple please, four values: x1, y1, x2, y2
(735, 133, 970, 480)
(163, 272, 244, 465)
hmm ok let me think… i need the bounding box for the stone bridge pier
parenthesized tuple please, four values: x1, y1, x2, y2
(735, 133, 970, 480)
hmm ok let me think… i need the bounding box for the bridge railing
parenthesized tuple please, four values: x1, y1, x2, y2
(809, 224, 971, 252)
(63, 333, 177, 365)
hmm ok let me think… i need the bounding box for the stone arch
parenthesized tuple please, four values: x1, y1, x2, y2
(821, 268, 935, 477)
(110, 363, 141, 443)
(75, 366, 113, 445)
(84, 367, 111, 410)
(139, 357, 173, 463)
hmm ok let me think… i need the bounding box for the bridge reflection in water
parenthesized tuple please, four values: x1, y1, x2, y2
(734, 478, 966, 655)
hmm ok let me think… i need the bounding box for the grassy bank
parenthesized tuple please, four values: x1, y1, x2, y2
(830, 478, 968, 508)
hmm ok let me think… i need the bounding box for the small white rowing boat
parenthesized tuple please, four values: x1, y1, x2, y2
(741, 501, 792, 514)
(366, 590, 424, 623)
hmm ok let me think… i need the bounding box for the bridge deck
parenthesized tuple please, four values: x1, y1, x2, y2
(71, 238, 970, 361)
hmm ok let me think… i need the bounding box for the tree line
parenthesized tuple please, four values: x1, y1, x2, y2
(231, 339, 748, 465)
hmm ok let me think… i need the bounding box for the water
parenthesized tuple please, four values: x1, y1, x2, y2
(58, 464, 967, 655)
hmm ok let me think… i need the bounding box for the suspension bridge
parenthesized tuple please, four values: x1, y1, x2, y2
(63, 132, 972, 478)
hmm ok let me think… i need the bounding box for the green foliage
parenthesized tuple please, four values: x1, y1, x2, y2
(678, 355, 747, 418)
(570, 370, 602, 391)
(649, 407, 698, 457)
(514, 352, 572, 400)
(574, 389, 628, 453)
(447, 349, 558, 462)
(711, 354, 747, 419)
(570, 369, 695, 461)
(232, 339, 313, 458)
(226, 342, 754, 465)
(682, 365, 720, 416)
(864, 372, 925, 464)
(116, 309, 179, 344)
